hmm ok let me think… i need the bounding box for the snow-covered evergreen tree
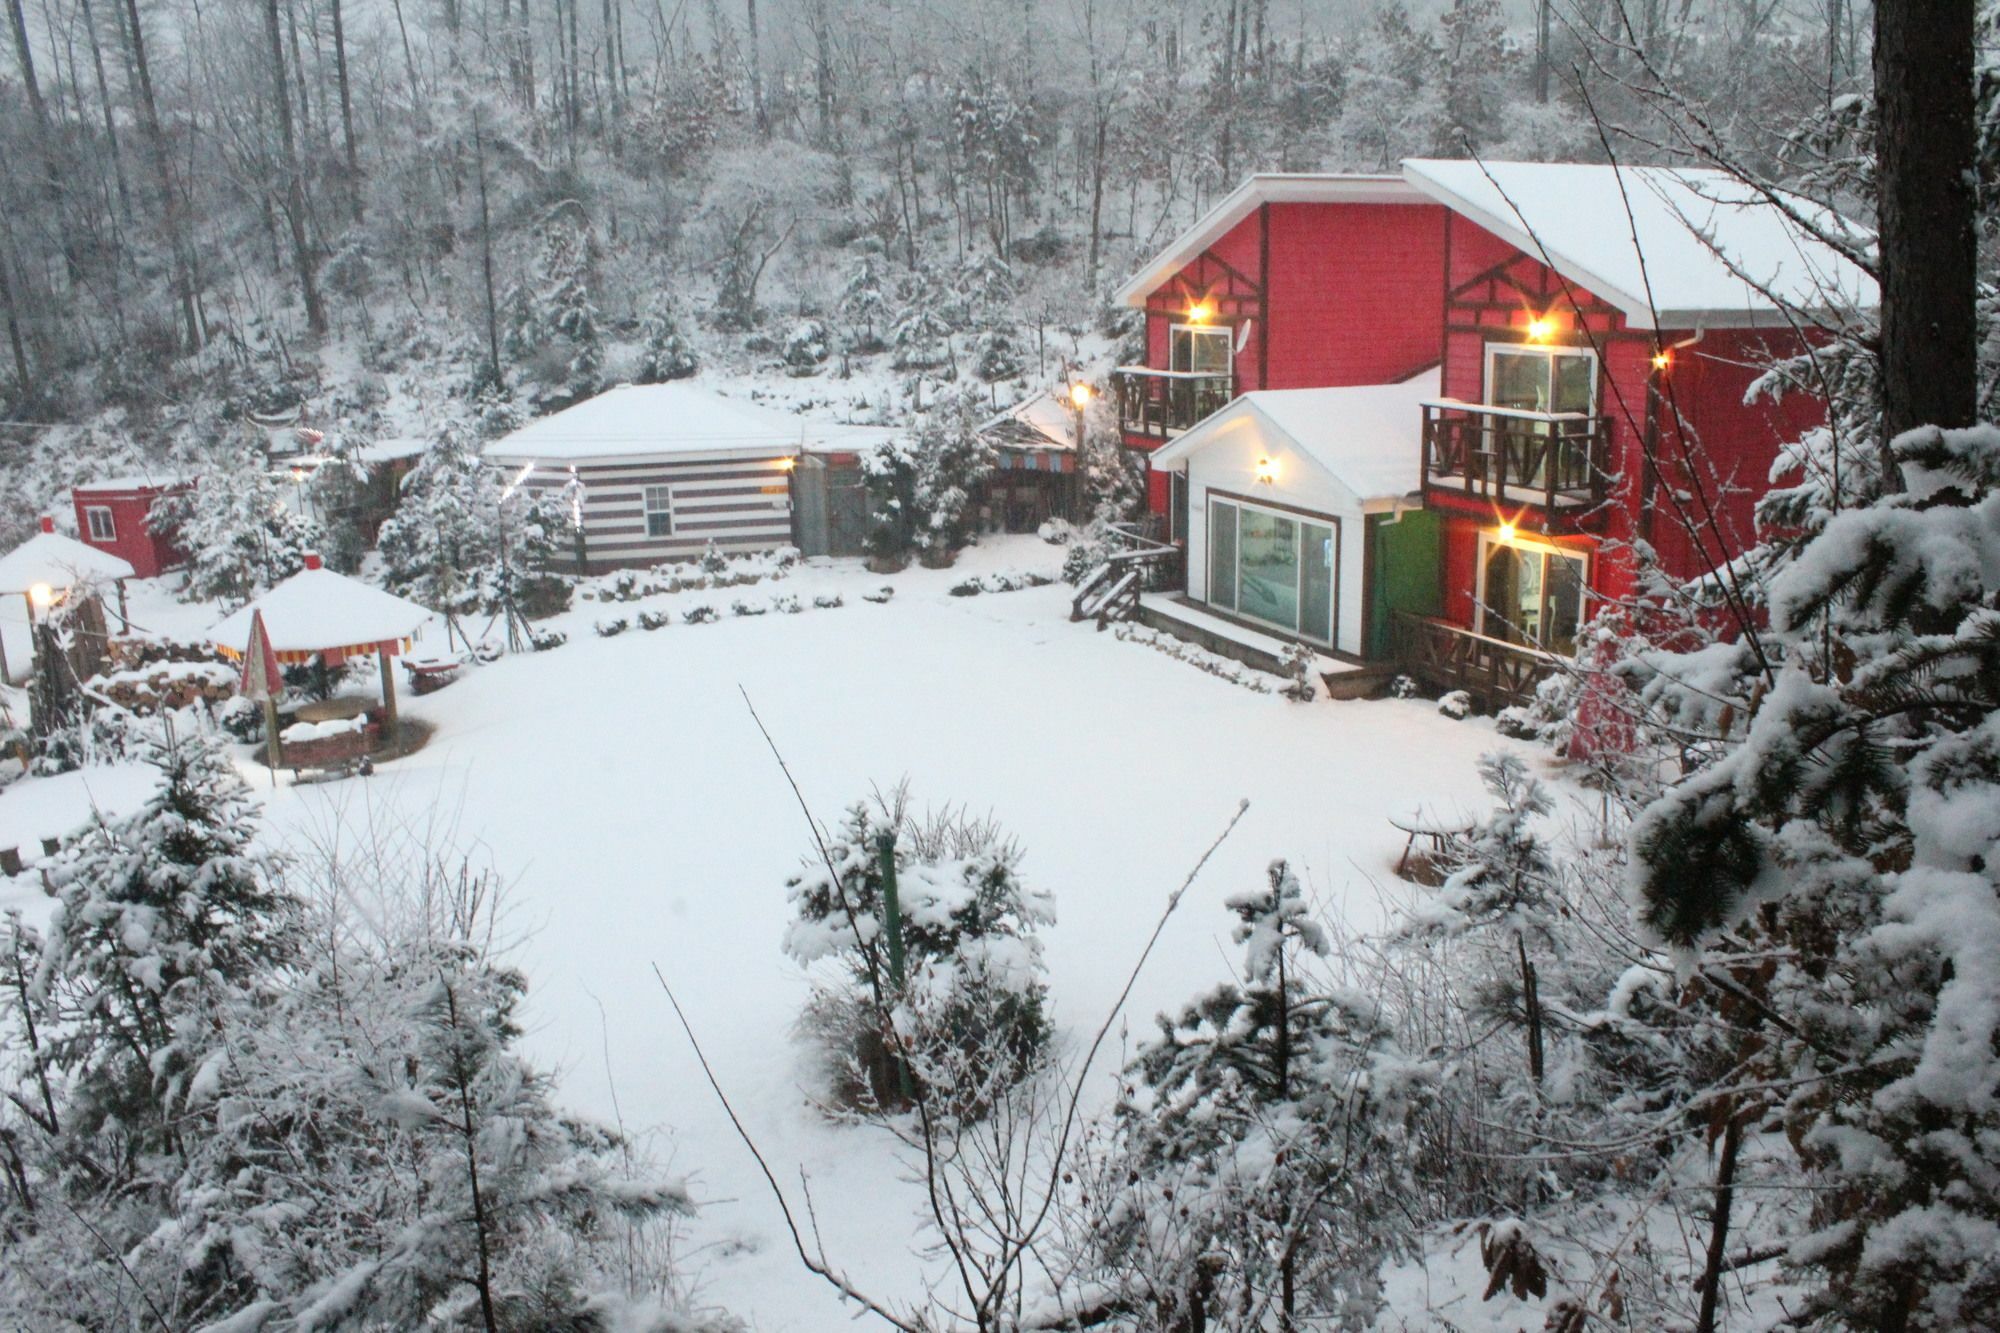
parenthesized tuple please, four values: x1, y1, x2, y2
(1083, 862, 1434, 1328)
(908, 388, 997, 565)
(634, 295, 700, 382)
(159, 445, 322, 607)
(1627, 422, 2000, 1328)
(839, 253, 892, 353)
(377, 418, 496, 621)
(536, 217, 603, 405)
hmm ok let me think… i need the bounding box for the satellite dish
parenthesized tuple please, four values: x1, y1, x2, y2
(1235, 320, 1254, 355)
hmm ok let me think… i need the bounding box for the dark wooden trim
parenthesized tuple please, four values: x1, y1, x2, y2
(1360, 512, 1379, 662)
(1257, 202, 1271, 392)
(1207, 486, 1339, 524)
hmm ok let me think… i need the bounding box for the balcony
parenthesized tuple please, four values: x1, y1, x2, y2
(1421, 400, 1609, 520)
(1390, 612, 1551, 713)
(1115, 367, 1233, 441)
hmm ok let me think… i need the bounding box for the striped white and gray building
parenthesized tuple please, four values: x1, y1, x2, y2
(483, 384, 889, 571)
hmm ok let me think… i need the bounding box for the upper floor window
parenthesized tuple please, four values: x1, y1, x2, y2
(84, 506, 116, 542)
(1477, 532, 1588, 655)
(1487, 344, 1596, 416)
(1170, 323, 1233, 377)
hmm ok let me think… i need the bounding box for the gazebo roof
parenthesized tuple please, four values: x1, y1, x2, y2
(209, 561, 431, 661)
(0, 527, 136, 596)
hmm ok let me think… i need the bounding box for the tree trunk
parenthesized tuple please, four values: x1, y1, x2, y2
(78, 0, 132, 224)
(264, 0, 326, 334)
(1873, 0, 1976, 444)
(746, 0, 766, 137)
(1694, 1114, 1744, 1333)
(330, 0, 362, 223)
(475, 111, 501, 388)
(117, 0, 202, 349)
(0, 231, 33, 394)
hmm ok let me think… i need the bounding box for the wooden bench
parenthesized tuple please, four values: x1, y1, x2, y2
(401, 655, 467, 695)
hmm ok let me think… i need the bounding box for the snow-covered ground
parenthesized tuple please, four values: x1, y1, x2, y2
(0, 537, 1556, 1327)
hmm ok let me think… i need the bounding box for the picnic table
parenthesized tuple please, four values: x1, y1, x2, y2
(400, 653, 468, 695)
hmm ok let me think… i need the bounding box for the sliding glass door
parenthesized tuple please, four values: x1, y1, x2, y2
(1206, 496, 1335, 645)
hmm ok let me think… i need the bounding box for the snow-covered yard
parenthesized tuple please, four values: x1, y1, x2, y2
(1, 537, 1552, 1327)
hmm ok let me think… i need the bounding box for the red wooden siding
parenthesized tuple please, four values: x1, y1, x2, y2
(72, 484, 191, 579)
(1137, 200, 1450, 400)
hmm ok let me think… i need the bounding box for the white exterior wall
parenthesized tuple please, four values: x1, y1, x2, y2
(1176, 414, 1369, 656)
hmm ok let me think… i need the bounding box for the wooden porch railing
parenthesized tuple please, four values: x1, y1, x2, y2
(1115, 367, 1233, 440)
(1421, 400, 1608, 519)
(1390, 611, 1553, 712)
(1071, 521, 1183, 626)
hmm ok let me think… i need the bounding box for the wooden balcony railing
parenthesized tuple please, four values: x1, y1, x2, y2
(1115, 367, 1233, 440)
(1389, 611, 1552, 713)
(1421, 400, 1609, 518)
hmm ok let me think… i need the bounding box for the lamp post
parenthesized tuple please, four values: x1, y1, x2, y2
(1067, 380, 1093, 523)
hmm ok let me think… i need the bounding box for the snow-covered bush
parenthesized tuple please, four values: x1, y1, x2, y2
(1437, 689, 1471, 719)
(782, 317, 832, 375)
(783, 787, 1054, 1115)
(594, 616, 628, 636)
(638, 609, 671, 631)
(1279, 642, 1318, 702)
(813, 593, 845, 609)
(729, 598, 766, 616)
(681, 604, 717, 624)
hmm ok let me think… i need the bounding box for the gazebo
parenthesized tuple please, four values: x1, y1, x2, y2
(208, 555, 432, 761)
(0, 515, 138, 683)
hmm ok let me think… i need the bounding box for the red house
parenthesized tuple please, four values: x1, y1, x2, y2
(1119, 160, 1874, 699)
(72, 477, 192, 579)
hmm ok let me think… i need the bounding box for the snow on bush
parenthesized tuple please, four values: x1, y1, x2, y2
(783, 785, 1053, 1116)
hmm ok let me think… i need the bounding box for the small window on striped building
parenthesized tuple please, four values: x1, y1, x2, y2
(644, 486, 673, 538)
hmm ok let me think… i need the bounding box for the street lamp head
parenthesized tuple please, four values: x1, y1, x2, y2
(28, 582, 54, 609)
(1069, 381, 1093, 409)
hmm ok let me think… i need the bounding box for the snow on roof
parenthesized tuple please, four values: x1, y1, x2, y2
(75, 474, 189, 493)
(1402, 159, 1877, 329)
(482, 383, 881, 463)
(356, 437, 429, 464)
(0, 530, 136, 594)
(208, 565, 430, 657)
(980, 391, 1076, 451)
(1111, 173, 1425, 307)
(1150, 367, 1440, 505)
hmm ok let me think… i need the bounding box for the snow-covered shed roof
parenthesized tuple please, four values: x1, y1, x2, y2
(483, 384, 883, 465)
(208, 563, 430, 660)
(1150, 367, 1440, 506)
(980, 391, 1076, 452)
(1111, 173, 1424, 307)
(74, 473, 190, 495)
(0, 528, 137, 594)
(1401, 159, 1877, 329)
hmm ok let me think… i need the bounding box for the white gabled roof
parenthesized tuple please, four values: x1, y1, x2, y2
(0, 530, 136, 595)
(1110, 174, 1424, 308)
(1150, 367, 1439, 506)
(979, 390, 1076, 451)
(483, 383, 881, 464)
(1402, 159, 1877, 329)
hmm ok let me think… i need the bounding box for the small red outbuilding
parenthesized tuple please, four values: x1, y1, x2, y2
(71, 477, 191, 579)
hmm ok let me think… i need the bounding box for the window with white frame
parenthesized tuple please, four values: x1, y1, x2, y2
(1485, 343, 1597, 415)
(84, 506, 116, 542)
(1169, 323, 1233, 377)
(643, 486, 674, 538)
(1476, 531, 1588, 654)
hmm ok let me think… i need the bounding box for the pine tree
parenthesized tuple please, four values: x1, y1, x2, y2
(1088, 862, 1434, 1328)
(536, 218, 602, 405)
(1627, 422, 2000, 1328)
(908, 387, 997, 564)
(377, 418, 498, 622)
(31, 725, 297, 1152)
(158, 445, 323, 607)
(634, 294, 699, 382)
(839, 253, 892, 352)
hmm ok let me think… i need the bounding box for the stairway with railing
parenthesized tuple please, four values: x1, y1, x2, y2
(1070, 521, 1182, 628)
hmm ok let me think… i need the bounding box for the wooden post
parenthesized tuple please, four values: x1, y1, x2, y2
(378, 648, 399, 746)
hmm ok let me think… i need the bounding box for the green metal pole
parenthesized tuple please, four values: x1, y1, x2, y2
(875, 829, 913, 1103)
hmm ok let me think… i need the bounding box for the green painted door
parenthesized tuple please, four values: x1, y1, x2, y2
(1368, 510, 1443, 659)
